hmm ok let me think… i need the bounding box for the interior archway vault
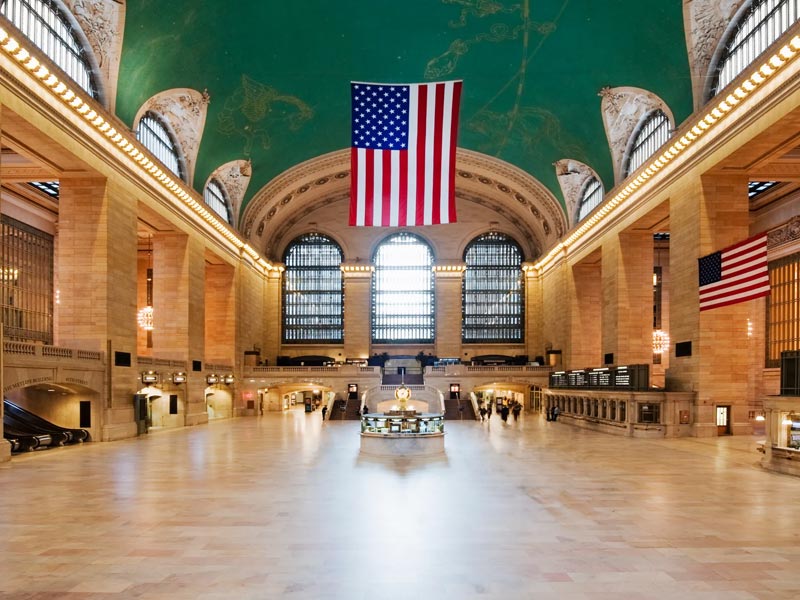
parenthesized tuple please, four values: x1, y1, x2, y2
(241, 148, 567, 262)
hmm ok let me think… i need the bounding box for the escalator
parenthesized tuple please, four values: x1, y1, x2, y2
(3, 399, 90, 451)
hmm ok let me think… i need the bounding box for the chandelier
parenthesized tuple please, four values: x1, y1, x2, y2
(652, 329, 669, 354)
(137, 305, 154, 331)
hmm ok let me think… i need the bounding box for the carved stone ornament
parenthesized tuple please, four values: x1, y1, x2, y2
(768, 215, 800, 250)
(553, 159, 602, 227)
(599, 86, 673, 185)
(683, 0, 747, 110)
(63, 0, 126, 111)
(134, 88, 211, 183)
(206, 160, 252, 229)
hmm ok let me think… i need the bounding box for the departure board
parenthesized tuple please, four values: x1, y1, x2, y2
(549, 364, 649, 391)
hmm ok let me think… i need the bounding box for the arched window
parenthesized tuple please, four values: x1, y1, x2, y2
(462, 232, 523, 343)
(712, 0, 800, 97)
(372, 232, 434, 343)
(282, 233, 343, 343)
(624, 110, 671, 177)
(136, 112, 185, 181)
(576, 177, 604, 222)
(0, 0, 98, 98)
(204, 179, 232, 225)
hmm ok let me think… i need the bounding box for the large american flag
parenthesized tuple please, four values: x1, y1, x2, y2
(698, 232, 770, 311)
(350, 80, 462, 227)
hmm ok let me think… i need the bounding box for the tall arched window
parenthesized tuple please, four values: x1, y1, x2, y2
(623, 110, 671, 177)
(283, 233, 343, 343)
(204, 179, 232, 225)
(136, 112, 185, 181)
(372, 232, 434, 343)
(711, 0, 799, 98)
(0, 0, 98, 99)
(463, 232, 523, 343)
(576, 177, 604, 222)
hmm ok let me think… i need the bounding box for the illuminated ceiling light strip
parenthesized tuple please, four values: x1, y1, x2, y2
(533, 35, 800, 273)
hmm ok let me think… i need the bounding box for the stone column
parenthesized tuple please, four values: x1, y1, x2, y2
(668, 173, 752, 436)
(540, 254, 569, 369)
(341, 264, 374, 360)
(0, 104, 8, 461)
(433, 263, 465, 359)
(601, 230, 654, 368)
(58, 177, 138, 441)
(262, 266, 283, 365)
(152, 232, 206, 425)
(523, 264, 543, 362)
(205, 263, 236, 365)
(570, 261, 602, 369)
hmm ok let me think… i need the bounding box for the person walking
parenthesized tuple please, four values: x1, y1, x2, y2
(501, 404, 510, 422)
(321, 405, 327, 421)
(512, 403, 521, 421)
(479, 406, 487, 421)
(552, 405, 560, 421)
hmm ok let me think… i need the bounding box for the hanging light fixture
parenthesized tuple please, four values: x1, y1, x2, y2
(652, 329, 670, 354)
(138, 237, 154, 339)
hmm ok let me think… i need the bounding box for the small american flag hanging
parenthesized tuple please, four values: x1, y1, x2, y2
(698, 232, 770, 311)
(350, 80, 462, 227)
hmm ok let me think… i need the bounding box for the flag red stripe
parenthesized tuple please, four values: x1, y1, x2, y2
(415, 84, 428, 226)
(431, 83, 445, 225)
(447, 81, 462, 221)
(364, 150, 374, 226)
(700, 288, 770, 311)
(382, 150, 391, 226)
(399, 142, 408, 226)
(700, 275, 770, 303)
(349, 148, 358, 225)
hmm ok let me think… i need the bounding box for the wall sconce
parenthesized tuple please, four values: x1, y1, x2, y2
(206, 374, 219, 385)
(141, 370, 159, 384)
(223, 374, 235, 385)
(171, 372, 187, 384)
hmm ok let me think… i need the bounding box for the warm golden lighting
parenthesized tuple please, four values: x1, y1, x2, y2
(652, 329, 669, 355)
(137, 306, 154, 331)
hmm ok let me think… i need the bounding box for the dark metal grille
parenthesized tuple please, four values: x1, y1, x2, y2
(137, 112, 185, 181)
(749, 180, 779, 198)
(766, 251, 800, 367)
(372, 232, 434, 343)
(28, 180, 59, 198)
(713, 0, 799, 96)
(282, 233, 343, 343)
(624, 110, 671, 177)
(204, 179, 231, 224)
(462, 232, 523, 343)
(0, 0, 97, 98)
(0, 214, 53, 344)
(576, 177, 604, 222)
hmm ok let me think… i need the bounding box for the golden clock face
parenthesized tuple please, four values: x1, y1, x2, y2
(395, 385, 410, 401)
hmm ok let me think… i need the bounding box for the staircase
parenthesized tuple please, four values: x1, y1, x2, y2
(443, 397, 477, 421)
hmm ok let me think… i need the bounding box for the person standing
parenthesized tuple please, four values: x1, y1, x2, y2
(321, 405, 327, 421)
(553, 405, 560, 421)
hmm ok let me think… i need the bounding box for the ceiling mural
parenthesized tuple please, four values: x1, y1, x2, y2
(116, 0, 693, 219)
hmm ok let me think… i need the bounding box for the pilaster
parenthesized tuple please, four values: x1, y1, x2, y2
(601, 230, 653, 368)
(263, 267, 283, 364)
(57, 177, 138, 440)
(433, 263, 465, 359)
(341, 264, 374, 359)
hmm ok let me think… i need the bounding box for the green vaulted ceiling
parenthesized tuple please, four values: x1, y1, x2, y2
(116, 0, 693, 217)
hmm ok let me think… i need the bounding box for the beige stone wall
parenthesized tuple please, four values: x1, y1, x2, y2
(57, 178, 139, 441)
(342, 270, 372, 360)
(571, 262, 602, 369)
(205, 263, 236, 364)
(434, 271, 463, 359)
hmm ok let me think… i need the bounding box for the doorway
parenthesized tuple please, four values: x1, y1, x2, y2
(716, 405, 731, 435)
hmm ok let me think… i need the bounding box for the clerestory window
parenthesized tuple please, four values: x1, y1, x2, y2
(136, 112, 185, 181)
(711, 0, 800, 98)
(462, 232, 523, 343)
(372, 232, 434, 343)
(282, 233, 343, 344)
(624, 110, 671, 178)
(0, 0, 98, 98)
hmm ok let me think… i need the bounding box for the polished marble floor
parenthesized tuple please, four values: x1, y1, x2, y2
(1, 410, 800, 599)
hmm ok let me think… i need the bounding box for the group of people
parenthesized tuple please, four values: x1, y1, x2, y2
(546, 405, 560, 421)
(479, 399, 523, 423)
